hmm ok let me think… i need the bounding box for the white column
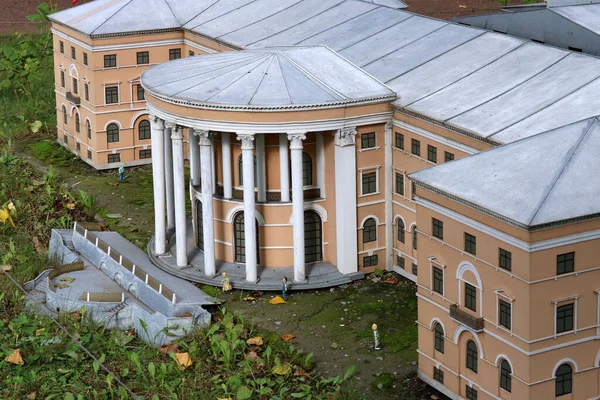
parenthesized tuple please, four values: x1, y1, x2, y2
(222, 132, 233, 199)
(164, 123, 175, 231)
(196, 129, 216, 277)
(238, 133, 257, 283)
(211, 142, 216, 194)
(289, 132, 307, 282)
(334, 128, 358, 274)
(316, 133, 325, 198)
(279, 133, 290, 202)
(384, 121, 394, 271)
(256, 134, 266, 203)
(171, 124, 188, 267)
(189, 127, 200, 186)
(150, 116, 166, 255)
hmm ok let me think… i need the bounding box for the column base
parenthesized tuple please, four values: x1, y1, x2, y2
(293, 278, 307, 284)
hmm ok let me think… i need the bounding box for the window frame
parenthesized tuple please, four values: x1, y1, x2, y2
(411, 138, 420, 156)
(465, 282, 477, 312)
(87, 149, 92, 160)
(106, 123, 120, 144)
(72, 77, 78, 94)
(445, 151, 455, 162)
(362, 218, 377, 244)
(71, 46, 76, 60)
(556, 302, 574, 334)
(427, 144, 437, 163)
(499, 299, 511, 330)
(59, 41, 64, 54)
(136, 51, 149, 65)
(361, 170, 378, 196)
(169, 48, 182, 60)
(466, 340, 478, 373)
(432, 266, 444, 295)
(557, 252, 574, 275)
(60, 70, 65, 88)
(107, 153, 121, 163)
(395, 172, 404, 196)
(412, 225, 417, 250)
(499, 248, 512, 271)
(87, 120, 91, 139)
(138, 119, 151, 140)
(62, 105, 67, 124)
(302, 152, 313, 186)
(555, 364, 573, 396)
(395, 132, 404, 150)
(432, 218, 443, 240)
(360, 132, 376, 149)
(137, 84, 145, 101)
(397, 219, 405, 243)
(189, 50, 195, 57)
(397, 255, 405, 268)
(363, 255, 378, 267)
(139, 149, 152, 159)
(500, 360, 512, 393)
(105, 86, 119, 105)
(84, 83, 89, 101)
(464, 232, 476, 255)
(434, 323, 444, 353)
(433, 367, 444, 384)
(75, 113, 80, 133)
(466, 386, 478, 400)
(104, 54, 117, 68)
(83, 52, 88, 66)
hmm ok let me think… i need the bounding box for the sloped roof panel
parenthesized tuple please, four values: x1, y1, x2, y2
(50, 0, 133, 34)
(92, 0, 180, 35)
(551, 4, 600, 34)
(164, 0, 219, 26)
(183, 0, 256, 31)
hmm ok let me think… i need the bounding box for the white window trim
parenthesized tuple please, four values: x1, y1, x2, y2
(457, 262, 483, 318)
(395, 170, 406, 196)
(359, 166, 381, 197)
(429, 257, 446, 298)
(495, 289, 514, 334)
(103, 82, 121, 106)
(553, 296, 579, 337)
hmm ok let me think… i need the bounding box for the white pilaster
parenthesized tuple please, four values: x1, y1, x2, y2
(150, 115, 166, 255)
(316, 133, 325, 198)
(211, 142, 216, 194)
(289, 132, 307, 282)
(189, 127, 200, 186)
(164, 122, 175, 231)
(196, 129, 216, 277)
(222, 132, 233, 199)
(171, 124, 188, 267)
(279, 133, 290, 202)
(334, 128, 358, 275)
(256, 134, 266, 203)
(384, 121, 394, 271)
(238, 133, 257, 283)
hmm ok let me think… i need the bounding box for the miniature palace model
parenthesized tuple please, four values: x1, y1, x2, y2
(49, 0, 600, 399)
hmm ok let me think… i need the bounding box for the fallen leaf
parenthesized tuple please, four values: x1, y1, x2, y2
(34, 328, 45, 336)
(32, 236, 45, 255)
(383, 276, 399, 285)
(242, 296, 255, 302)
(293, 367, 309, 377)
(269, 296, 286, 305)
(216, 398, 232, 400)
(65, 203, 76, 210)
(246, 337, 263, 346)
(272, 363, 291, 375)
(175, 352, 192, 370)
(181, 312, 192, 318)
(54, 283, 70, 289)
(26, 392, 36, 400)
(107, 182, 120, 187)
(280, 334, 295, 341)
(30, 120, 43, 133)
(68, 310, 80, 320)
(106, 213, 122, 219)
(5, 349, 24, 365)
(59, 277, 75, 283)
(0, 264, 12, 272)
(125, 328, 135, 336)
(32, 179, 44, 187)
(0, 207, 15, 228)
(7, 202, 15, 212)
(245, 351, 258, 361)
(159, 343, 178, 356)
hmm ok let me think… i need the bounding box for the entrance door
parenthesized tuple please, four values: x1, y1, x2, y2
(304, 211, 322, 263)
(195, 200, 203, 250)
(233, 212, 260, 264)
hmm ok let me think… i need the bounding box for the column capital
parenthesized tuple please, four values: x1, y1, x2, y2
(164, 121, 177, 131)
(334, 127, 357, 147)
(193, 128, 213, 146)
(287, 132, 306, 150)
(237, 133, 255, 150)
(170, 124, 184, 140)
(385, 120, 393, 130)
(150, 114, 164, 130)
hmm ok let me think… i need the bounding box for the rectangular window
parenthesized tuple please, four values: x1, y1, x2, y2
(499, 248, 512, 271)
(361, 132, 376, 149)
(556, 303, 574, 333)
(465, 283, 477, 312)
(557, 252, 574, 275)
(395, 132, 404, 149)
(59, 41, 64, 54)
(83, 52, 88, 66)
(427, 145, 437, 163)
(169, 48, 182, 60)
(499, 299, 511, 330)
(411, 139, 420, 156)
(433, 267, 443, 294)
(464, 233, 476, 255)
(139, 149, 152, 159)
(445, 151, 455, 162)
(433, 367, 444, 384)
(104, 54, 117, 68)
(189, 50, 195, 56)
(363, 255, 378, 267)
(395, 173, 404, 195)
(432, 218, 443, 240)
(76, 142, 80, 152)
(412, 263, 418, 276)
(63, 134, 68, 144)
(72, 78, 78, 94)
(85, 83, 89, 102)
(397, 256, 405, 269)
(466, 386, 478, 400)
(136, 51, 149, 65)
(71, 46, 76, 59)
(362, 172, 377, 195)
(87, 149, 92, 160)
(137, 84, 145, 101)
(105, 86, 119, 104)
(60, 71, 65, 88)
(107, 153, 121, 163)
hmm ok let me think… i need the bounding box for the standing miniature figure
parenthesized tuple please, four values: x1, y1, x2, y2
(372, 323, 380, 350)
(281, 276, 288, 300)
(221, 272, 232, 292)
(118, 166, 125, 181)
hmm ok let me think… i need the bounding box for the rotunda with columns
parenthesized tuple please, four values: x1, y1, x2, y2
(141, 46, 396, 289)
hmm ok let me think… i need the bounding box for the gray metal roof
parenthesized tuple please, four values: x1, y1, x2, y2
(140, 46, 395, 110)
(410, 118, 600, 228)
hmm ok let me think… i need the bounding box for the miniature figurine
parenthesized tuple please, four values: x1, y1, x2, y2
(221, 272, 232, 292)
(281, 276, 288, 300)
(118, 166, 125, 181)
(372, 323, 380, 350)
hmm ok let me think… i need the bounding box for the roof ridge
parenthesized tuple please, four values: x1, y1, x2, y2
(247, 54, 278, 104)
(89, 0, 135, 35)
(188, 0, 261, 31)
(180, 0, 219, 27)
(162, 0, 181, 25)
(203, 55, 272, 102)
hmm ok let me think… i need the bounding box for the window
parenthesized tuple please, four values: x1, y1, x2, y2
(433, 267, 443, 294)
(555, 364, 572, 396)
(499, 299, 511, 329)
(138, 120, 150, 140)
(362, 172, 377, 195)
(466, 340, 478, 372)
(445, 151, 454, 162)
(432, 218, 443, 240)
(169, 48, 181, 60)
(305, 211, 323, 263)
(363, 218, 377, 243)
(557, 252, 574, 275)
(75, 113, 80, 133)
(499, 248, 512, 271)
(361, 132, 376, 149)
(83, 52, 88, 66)
(87, 120, 91, 139)
(466, 386, 477, 400)
(427, 145, 437, 163)
(62, 105, 67, 124)
(108, 153, 121, 163)
(60, 71, 65, 88)
(411, 139, 420, 156)
(464, 233, 476, 255)
(105, 86, 118, 104)
(189, 50, 195, 56)
(433, 367, 444, 384)
(397, 219, 405, 243)
(556, 303, 574, 333)
(71, 46, 76, 59)
(412, 263, 417, 275)
(137, 84, 145, 101)
(395, 173, 404, 195)
(302, 152, 312, 186)
(87, 149, 92, 160)
(434, 323, 444, 353)
(76, 142, 80, 152)
(397, 255, 405, 268)
(136, 51, 149, 65)
(63, 134, 68, 144)
(412, 226, 417, 250)
(238, 154, 257, 186)
(395, 132, 404, 149)
(363, 255, 378, 267)
(500, 360, 512, 392)
(465, 283, 477, 312)
(107, 123, 119, 143)
(59, 41, 64, 54)
(84, 83, 89, 101)
(104, 54, 117, 68)
(139, 149, 152, 159)
(72, 78, 78, 94)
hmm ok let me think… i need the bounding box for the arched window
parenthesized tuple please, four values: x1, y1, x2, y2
(466, 340, 478, 372)
(62, 105, 67, 124)
(107, 123, 119, 143)
(363, 218, 377, 243)
(138, 120, 150, 140)
(397, 219, 405, 243)
(500, 360, 512, 393)
(304, 211, 322, 263)
(434, 323, 444, 353)
(302, 152, 312, 186)
(555, 364, 572, 396)
(238, 154, 257, 186)
(233, 212, 260, 264)
(412, 225, 417, 250)
(87, 120, 91, 139)
(75, 113, 80, 133)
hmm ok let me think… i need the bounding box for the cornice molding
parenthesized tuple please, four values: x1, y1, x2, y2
(393, 119, 479, 155)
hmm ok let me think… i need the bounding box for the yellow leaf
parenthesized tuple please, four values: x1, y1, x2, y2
(32, 179, 44, 187)
(65, 203, 76, 210)
(0, 207, 15, 228)
(246, 337, 263, 346)
(26, 392, 36, 400)
(5, 349, 24, 365)
(54, 283, 70, 289)
(280, 334, 295, 341)
(7, 202, 15, 212)
(175, 352, 192, 370)
(59, 277, 75, 283)
(272, 363, 291, 375)
(1, 264, 12, 272)
(242, 296, 255, 301)
(34, 328, 45, 336)
(217, 398, 232, 400)
(269, 296, 286, 305)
